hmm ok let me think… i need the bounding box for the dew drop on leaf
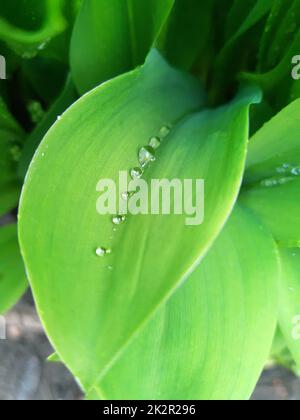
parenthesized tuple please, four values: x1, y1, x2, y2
(261, 179, 278, 187)
(130, 167, 143, 180)
(149, 136, 161, 150)
(122, 191, 135, 200)
(112, 215, 126, 225)
(138, 146, 156, 168)
(95, 247, 111, 257)
(159, 125, 171, 138)
(291, 167, 300, 176)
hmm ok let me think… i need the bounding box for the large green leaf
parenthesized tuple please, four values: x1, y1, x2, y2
(19, 51, 260, 390)
(0, 224, 27, 314)
(0, 0, 66, 58)
(70, 0, 174, 93)
(277, 248, 300, 370)
(241, 99, 300, 243)
(87, 206, 278, 400)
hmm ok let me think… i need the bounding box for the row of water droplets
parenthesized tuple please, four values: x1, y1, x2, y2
(95, 125, 171, 261)
(261, 163, 300, 188)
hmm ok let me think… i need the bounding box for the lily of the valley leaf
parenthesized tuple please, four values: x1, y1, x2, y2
(19, 50, 260, 392)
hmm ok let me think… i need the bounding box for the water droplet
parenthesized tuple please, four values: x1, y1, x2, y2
(261, 179, 278, 187)
(291, 167, 300, 176)
(149, 136, 161, 150)
(122, 191, 135, 200)
(38, 42, 47, 51)
(276, 163, 291, 174)
(261, 176, 294, 188)
(95, 247, 111, 257)
(138, 146, 156, 168)
(130, 167, 143, 180)
(57, 115, 62, 121)
(278, 177, 294, 185)
(112, 215, 126, 225)
(107, 265, 113, 271)
(159, 125, 171, 138)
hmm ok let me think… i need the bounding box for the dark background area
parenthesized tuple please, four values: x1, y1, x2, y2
(0, 292, 299, 400)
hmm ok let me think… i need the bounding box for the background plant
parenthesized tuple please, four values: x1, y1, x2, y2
(0, 0, 300, 400)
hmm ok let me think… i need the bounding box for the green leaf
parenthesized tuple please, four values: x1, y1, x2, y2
(0, 98, 23, 216)
(270, 328, 297, 372)
(211, 0, 270, 104)
(18, 75, 77, 179)
(36, 0, 83, 65)
(225, 0, 272, 45)
(157, 0, 215, 72)
(47, 352, 61, 363)
(90, 206, 279, 400)
(241, 179, 300, 245)
(259, 0, 300, 71)
(257, 0, 293, 70)
(248, 0, 300, 108)
(245, 99, 300, 185)
(19, 51, 260, 390)
(242, 29, 300, 98)
(70, 0, 174, 93)
(0, 224, 27, 314)
(0, 182, 20, 217)
(277, 248, 300, 371)
(0, 97, 23, 133)
(21, 56, 68, 105)
(241, 100, 300, 243)
(0, 0, 67, 58)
